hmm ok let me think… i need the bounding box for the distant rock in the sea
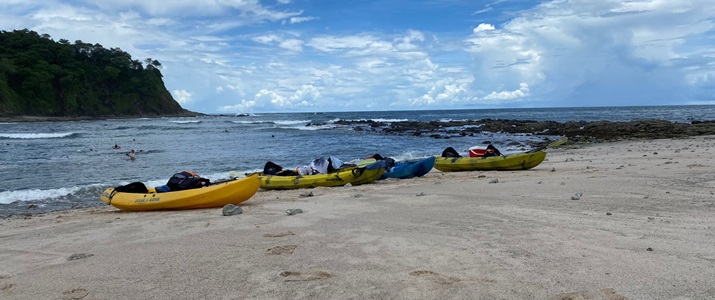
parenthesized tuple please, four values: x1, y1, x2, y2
(328, 118, 715, 144)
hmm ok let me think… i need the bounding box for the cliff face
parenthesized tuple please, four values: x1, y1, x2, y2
(0, 29, 196, 118)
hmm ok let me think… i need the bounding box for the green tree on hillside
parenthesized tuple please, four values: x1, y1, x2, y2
(0, 29, 193, 117)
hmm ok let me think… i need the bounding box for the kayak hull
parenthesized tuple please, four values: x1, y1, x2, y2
(382, 157, 435, 179)
(434, 151, 547, 172)
(100, 174, 261, 211)
(260, 161, 386, 190)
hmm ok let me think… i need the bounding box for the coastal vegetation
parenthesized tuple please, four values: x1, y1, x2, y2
(0, 29, 195, 119)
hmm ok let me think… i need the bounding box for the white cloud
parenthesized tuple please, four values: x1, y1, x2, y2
(483, 83, 530, 101)
(251, 85, 319, 108)
(408, 77, 472, 106)
(279, 39, 303, 52)
(357, 58, 392, 71)
(397, 30, 425, 43)
(219, 100, 256, 112)
(256, 89, 287, 106)
(253, 34, 303, 51)
(172, 89, 193, 104)
(285, 16, 316, 24)
(463, 0, 715, 106)
(307, 35, 381, 52)
(290, 84, 320, 104)
(253, 34, 281, 44)
(86, 0, 302, 21)
(473, 23, 495, 33)
(307, 32, 430, 62)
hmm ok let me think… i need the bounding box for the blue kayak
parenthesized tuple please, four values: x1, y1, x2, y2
(381, 157, 435, 179)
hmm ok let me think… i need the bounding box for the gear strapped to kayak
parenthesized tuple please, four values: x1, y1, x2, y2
(165, 171, 211, 191)
(263, 156, 351, 176)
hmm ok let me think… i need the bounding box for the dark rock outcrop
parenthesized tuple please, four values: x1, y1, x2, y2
(328, 118, 715, 144)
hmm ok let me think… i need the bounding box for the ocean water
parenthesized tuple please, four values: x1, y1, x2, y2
(1, 105, 713, 217)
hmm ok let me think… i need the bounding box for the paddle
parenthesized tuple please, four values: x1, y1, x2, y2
(526, 137, 568, 153)
(209, 173, 260, 185)
(209, 178, 237, 185)
(546, 136, 568, 148)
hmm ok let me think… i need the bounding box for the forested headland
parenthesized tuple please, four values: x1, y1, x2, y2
(0, 29, 197, 120)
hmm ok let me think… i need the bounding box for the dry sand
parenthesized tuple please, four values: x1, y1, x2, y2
(1, 136, 714, 300)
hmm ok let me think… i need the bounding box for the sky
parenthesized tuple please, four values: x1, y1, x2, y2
(1, 0, 714, 113)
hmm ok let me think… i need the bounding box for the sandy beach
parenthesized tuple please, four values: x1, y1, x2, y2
(1, 136, 714, 300)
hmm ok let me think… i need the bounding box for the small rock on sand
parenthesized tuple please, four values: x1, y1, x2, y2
(222, 204, 242, 216)
(286, 209, 303, 215)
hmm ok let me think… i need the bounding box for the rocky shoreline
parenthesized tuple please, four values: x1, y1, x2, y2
(5, 114, 715, 145)
(328, 118, 715, 145)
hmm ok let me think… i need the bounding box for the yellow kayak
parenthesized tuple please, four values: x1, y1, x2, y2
(260, 161, 386, 190)
(348, 160, 387, 185)
(100, 174, 261, 211)
(434, 150, 547, 172)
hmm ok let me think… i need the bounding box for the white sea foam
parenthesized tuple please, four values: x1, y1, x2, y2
(168, 120, 202, 124)
(391, 152, 418, 161)
(0, 132, 76, 139)
(230, 120, 272, 124)
(273, 120, 310, 125)
(269, 119, 334, 130)
(270, 124, 338, 131)
(0, 186, 87, 204)
(289, 124, 337, 131)
(338, 118, 409, 123)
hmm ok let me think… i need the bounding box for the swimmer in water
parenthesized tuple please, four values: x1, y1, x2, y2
(126, 149, 136, 160)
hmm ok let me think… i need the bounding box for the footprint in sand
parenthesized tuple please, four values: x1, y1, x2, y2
(264, 231, 295, 238)
(279, 271, 333, 282)
(555, 288, 628, 300)
(1, 282, 16, 292)
(409, 270, 461, 285)
(266, 245, 297, 255)
(61, 288, 89, 299)
(67, 253, 94, 261)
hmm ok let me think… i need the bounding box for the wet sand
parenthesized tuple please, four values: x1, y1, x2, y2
(1, 136, 714, 299)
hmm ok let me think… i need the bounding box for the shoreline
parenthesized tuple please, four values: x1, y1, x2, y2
(1, 136, 714, 299)
(334, 118, 715, 144)
(4, 114, 715, 144)
(0, 112, 203, 123)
